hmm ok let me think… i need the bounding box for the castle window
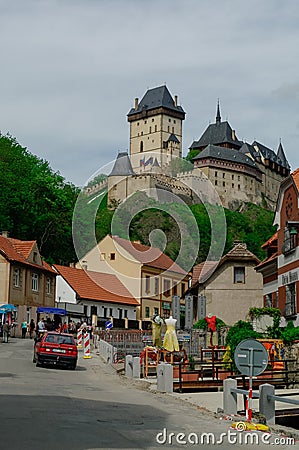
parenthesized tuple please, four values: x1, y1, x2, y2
(137, 122, 139, 126)
(232, 174, 234, 180)
(167, 126, 170, 132)
(152, 118, 154, 122)
(223, 181, 225, 187)
(140, 141, 143, 152)
(144, 120, 147, 124)
(215, 180, 218, 186)
(238, 176, 240, 181)
(169, 119, 171, 122)
(223, 173, 225, 178)
(215, 171, 218, 177)
(232, 183, 234, 188)
(141, 131, 143, 136)
(172, 127, 174, 133)
(174, 120, 176, 124)
(155, 125, 157, 132)
(149, 126, 151, 133)
(238, 184, 240, 190)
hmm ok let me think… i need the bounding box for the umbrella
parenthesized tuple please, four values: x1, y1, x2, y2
(0, 303, 17, 312)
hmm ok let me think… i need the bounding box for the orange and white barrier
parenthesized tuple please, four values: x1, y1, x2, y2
(83, 332, 92, 359)
(77, 328, 83, 348)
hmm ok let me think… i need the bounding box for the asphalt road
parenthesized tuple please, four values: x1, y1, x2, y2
(0, 338, 298, 450)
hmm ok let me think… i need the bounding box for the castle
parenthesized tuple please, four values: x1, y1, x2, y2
(105, 85, 290, 210)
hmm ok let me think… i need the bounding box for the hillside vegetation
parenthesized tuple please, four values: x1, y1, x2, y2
(0, 134, 276, 266)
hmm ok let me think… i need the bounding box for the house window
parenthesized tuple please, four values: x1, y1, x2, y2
(46, 277, 51, 294)
(103, 307, 107, 318)
(285, 283, 296, 317)
(32, 273, 38, 292)
(234, 267, 245, 284)
(124, 309, 128, 318)
(265, 293, 272, 307)
(145, 306, 150, 318)
(109, 308, 113, 317)
(100, 253, 106, 261)
(173, 284, 177, 296)
(110, 253, 116, 261)
(163, 279, 171, 297)
(154, 277, 159, 295)
(14, 268, 20, 287)
(154, 307, 159, 316)
(283, 227, 297, 254)
(181, 282, 186, 297)
(145, 275, 150, 293)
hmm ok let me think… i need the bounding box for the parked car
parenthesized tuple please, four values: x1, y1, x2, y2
(33, 331, 78, 370)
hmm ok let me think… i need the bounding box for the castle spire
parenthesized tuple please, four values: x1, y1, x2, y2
(216, 99, 221, 124)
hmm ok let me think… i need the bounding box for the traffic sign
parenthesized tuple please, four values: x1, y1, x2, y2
(234, 339, 268, 377)
(105, 320, 113, 330)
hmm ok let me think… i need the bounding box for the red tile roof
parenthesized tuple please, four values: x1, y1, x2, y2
(0, 236, 55, 273)
(292, 168, 299, 191)
(192, 261, 218, 285)
(112, 236, 187, 275)
(261, 232, 278, 250)
(255, 252, 278, 271)
(54, 264, 139, 306)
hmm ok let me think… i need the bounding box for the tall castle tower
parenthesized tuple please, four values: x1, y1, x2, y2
(127, 85, 185, 172)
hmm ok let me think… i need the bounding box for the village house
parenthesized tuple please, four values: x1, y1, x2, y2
(77, 235, 190, 329)
(0, 232, 56, 332)
(54, 264, 139, 329)
(189, 242, 263, 326)
(255, 169, 299, 326)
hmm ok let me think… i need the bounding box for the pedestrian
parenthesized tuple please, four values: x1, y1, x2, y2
(21, 320, 27, 339)
(29, 319, 35, 339)
(3, 320, 10, 343)
(62, 322, 68, 333)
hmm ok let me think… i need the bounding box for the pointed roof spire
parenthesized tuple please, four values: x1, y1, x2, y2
(277, 140, 290, 169)
(216, 98, 221, 124)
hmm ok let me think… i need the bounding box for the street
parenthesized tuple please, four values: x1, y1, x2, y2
(0, 338, 297, 450)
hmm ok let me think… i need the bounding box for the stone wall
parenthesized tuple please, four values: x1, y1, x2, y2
(284, 342, 299, 387)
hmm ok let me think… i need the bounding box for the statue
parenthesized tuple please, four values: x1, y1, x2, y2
(152, 314, 163, 348)
(163, 316, 179, 352)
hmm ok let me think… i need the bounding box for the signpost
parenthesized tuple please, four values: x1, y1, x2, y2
(234, 339, 268, 422)
(105, 320, 113, 330)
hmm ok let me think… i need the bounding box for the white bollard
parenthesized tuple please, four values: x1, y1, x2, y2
(132, 357, 140, 379)
(223, 378, 237, 415)
(125, 355, 133, 378)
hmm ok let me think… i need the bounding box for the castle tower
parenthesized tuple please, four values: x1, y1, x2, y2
(127, 85, 185, 172)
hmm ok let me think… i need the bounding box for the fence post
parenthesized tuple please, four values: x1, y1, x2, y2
(132, 356, 140, 379)
(223, 378, 237, 415)
(125, 355, 133, 378)
(259, 383, 275, 425)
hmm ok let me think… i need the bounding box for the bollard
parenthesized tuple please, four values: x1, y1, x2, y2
(132, 356, 140, 379)
(259, 383, 275, 425)
(157, 363, 173, 393)
(83, 332, 92, 359)
(125, 355, 133, 378)
(77, 328, 83, 349)
(223, 378, 237, 415)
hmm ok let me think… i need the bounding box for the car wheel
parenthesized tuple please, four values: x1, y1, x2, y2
(70, 362, 77, 370)
(33, 355, 36, 363)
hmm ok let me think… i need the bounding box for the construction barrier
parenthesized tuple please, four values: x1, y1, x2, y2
(77, 328, 83, 349)
(83, 332, 92, 359)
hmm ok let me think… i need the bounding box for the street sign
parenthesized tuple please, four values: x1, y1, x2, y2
(198, 294, 206, 319)
(234, 339, 268, 377)
(105, 320, 113, 330)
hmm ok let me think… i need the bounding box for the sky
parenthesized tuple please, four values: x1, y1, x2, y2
(1, 0, 299, 187)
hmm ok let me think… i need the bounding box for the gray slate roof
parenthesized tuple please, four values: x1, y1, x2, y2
(167, 133, 180, 143)
(109, 152, 135, 176)
(190, 120, 243, 150)
(239, 142, 260, 160)
(193, 144, 262, 171)
(127, 85, 185, 117)
(277, 142, 290, 169)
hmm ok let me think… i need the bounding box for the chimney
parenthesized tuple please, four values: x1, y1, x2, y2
(135, 98, 139, 110)
(1, 231, 9, 238)
(69, 262, 75, 268)
(81, 260, 88, 271)
(174, 95, 178, 107)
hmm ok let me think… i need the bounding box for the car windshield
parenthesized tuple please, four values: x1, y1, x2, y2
(45, 334, 74, 345)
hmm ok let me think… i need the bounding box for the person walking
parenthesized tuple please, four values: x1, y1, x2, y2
(29, 319, 35, 339)
(21, 320, 27, 339)
(3, 320, 10, 343)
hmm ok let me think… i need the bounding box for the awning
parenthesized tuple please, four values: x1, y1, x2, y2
(0, 303, 17, 312)
(37, 307, 66, 315)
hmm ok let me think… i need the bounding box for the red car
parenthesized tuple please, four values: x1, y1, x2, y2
(33, 331, 78, 370)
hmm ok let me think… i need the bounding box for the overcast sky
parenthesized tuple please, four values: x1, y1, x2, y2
(1, 0, 299, 187)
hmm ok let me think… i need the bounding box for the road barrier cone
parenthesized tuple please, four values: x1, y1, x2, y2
(83, 332, 92, 359)
(77, 328, 83, 349)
